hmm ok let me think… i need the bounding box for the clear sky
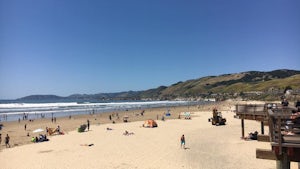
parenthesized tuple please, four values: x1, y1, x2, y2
(1, 0, 299, 99)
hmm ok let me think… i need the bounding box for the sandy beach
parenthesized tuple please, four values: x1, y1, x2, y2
(0, 101, 298, 169)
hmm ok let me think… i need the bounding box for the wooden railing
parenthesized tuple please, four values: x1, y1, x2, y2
(266, 107, 300, 164)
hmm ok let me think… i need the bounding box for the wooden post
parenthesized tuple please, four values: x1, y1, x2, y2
(261, 121, 264, 135)
(241, 118, 245, 138)
(276, 153, 290, 169)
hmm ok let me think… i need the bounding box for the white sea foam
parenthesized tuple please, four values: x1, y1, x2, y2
(0, 100, 199, 121)
(0, 101, 186, 109)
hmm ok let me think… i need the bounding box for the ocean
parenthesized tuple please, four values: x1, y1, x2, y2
(0, 100, 209, 122)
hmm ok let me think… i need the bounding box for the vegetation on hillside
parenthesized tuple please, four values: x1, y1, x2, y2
(18, 69, 300, 101)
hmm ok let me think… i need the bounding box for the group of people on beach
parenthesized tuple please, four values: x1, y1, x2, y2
(31, 134, 48, 143)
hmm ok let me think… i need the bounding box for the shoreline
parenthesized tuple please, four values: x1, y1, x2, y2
(0, 100, 205, 122)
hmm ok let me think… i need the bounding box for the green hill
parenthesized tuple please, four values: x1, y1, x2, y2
(140, 69, 300, 100)
(17, 69, 300, 101)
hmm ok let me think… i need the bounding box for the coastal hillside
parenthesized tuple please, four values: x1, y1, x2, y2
(17, 69, 300, 101)
(153, 69, 300, 100)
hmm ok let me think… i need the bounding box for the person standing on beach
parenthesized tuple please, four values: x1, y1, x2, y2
(0, 133, 2, 146)
(5, 134, 10, 148)
(24, 124, 27, 130)
(87, 119, 90, 131)
(180, 134, 185, 149)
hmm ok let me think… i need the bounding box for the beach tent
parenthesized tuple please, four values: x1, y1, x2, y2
(143, 119, 158, 128)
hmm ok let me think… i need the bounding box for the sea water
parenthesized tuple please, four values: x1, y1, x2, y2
(0, 100, 209, 122)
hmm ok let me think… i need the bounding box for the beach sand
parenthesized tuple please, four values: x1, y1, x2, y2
(0, 101, 298, 169)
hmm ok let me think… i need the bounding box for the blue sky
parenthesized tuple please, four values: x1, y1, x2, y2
(1, 0, 299, 99)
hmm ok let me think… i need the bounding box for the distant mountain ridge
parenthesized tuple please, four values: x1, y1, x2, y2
(18, 95, 64, 101)
(17, 69, 300, 101)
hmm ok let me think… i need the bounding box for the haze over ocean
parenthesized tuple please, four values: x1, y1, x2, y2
(1, 1, 299, 99)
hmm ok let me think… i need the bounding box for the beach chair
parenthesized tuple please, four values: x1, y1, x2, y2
(47, 128, 58, 135)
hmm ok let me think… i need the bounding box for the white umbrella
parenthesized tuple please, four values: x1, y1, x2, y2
(33, 128, 44, 133)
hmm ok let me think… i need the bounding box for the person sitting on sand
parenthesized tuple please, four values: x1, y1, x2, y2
(123, 130, 134, 136)
(35, 136, 39, 143)
(31, 137, 35, 142)
(57, 125, 60, 133)
(37, 134, 48, 142)
(243, 131, 258, 140)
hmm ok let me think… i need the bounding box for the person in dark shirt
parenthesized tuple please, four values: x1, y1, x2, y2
(282, 99, 289, 107)
(180, 135, 185, 149)
(87, 119, 90, 131)
(5, 134, 10, 148)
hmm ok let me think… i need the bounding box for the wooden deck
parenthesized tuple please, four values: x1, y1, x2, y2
(235, 104, 267, 121)
(267, 108, 300, 162)
(236, 104, 300, 168)
(235, 104, 270, 137)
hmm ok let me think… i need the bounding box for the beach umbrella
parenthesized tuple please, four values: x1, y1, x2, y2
(33, 128, 44, 133)
(143, 119, 158, 128)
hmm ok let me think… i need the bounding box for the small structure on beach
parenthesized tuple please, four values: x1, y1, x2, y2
(179, 112, 192, 120)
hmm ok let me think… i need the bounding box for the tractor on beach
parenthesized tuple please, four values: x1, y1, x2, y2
(208, 108, 226, 126)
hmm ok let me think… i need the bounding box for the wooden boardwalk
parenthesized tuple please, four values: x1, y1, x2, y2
(235, 104, 300, 169)
(235, 104, 269, 137)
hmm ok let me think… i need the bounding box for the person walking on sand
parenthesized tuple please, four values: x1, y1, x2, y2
(5, 134, 10, 148)
(180, 134, 185, 149)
